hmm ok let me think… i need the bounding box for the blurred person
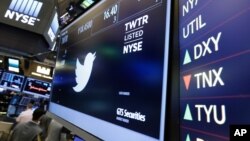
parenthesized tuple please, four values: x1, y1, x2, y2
(9, 108, 45, 141)
(16, 100, 34, 123)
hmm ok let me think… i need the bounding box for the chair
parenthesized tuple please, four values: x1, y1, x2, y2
(45, 120, 63, 141)
(0, 121, 13, 141)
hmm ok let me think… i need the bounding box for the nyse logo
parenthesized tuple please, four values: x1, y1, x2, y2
(4, 0, 43, 26)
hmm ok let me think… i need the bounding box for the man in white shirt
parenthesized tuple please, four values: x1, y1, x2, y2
(16, 102, 34, 123)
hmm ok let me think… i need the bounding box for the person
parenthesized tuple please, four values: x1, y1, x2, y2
(16, 101, 34, 123)
(39, 114, 52, 141)
(9, 108, 45, 141)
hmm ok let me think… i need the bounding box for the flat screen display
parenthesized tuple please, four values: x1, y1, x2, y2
(22, 77, 51, 98)
(47, 12, 59, 42)
(0, 72, 24, 92)
(9, 95, 22, 105)
(80, 0, 95, 9)
(19, 96, 31, 106)
(44, 9, 59, 49)
(179, 0, 250, 141)
(74, 135, 85, 141)
(8, 58, 20, 73)
(49, 0, 171, 141)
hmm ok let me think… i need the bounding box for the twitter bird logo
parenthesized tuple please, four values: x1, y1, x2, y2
(73, 52, 96, 92)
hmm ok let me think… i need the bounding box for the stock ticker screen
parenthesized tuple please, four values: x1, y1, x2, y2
(22, 77, 51, 98)
(180, 0, 250, 141)
(0, 72, 24, 92)
(50, 0, 170, 141)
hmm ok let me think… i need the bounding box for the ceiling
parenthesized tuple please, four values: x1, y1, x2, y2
(58, 0, 80, 16)
(38, 0, 101, 64)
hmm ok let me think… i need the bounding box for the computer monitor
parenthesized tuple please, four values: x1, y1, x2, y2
(179, 0, 250, 141)
(7, 58, 20, 73)
(22, 77, 51, 98)
(74, 135, 85, 141)
(48, 0, 171, 141)
(80, 0, 95, 9)
(9, 95, 21, 105)
(19, 97, 31, 106)
(0, 72, 25, 92)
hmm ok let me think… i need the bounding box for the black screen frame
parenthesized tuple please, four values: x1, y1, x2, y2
(165, 0, 180, 141)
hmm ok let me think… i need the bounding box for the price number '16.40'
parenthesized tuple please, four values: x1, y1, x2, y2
(104, 4, 118, 22)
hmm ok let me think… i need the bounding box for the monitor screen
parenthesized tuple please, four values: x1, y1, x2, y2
(51, 12, 59, 35)
(74, 135, 85, 141)
(49, 0, 171, 141)
(179, 0, 250, 141)
(9, 95, 21, 105)
(0, 72, 24, 92)
(19, 96, 31, 106)
(80, 0, 95, 9)
(22, 77, 51, 98)
(47, 11, 59, 42)
(8, 58, 20, 73)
